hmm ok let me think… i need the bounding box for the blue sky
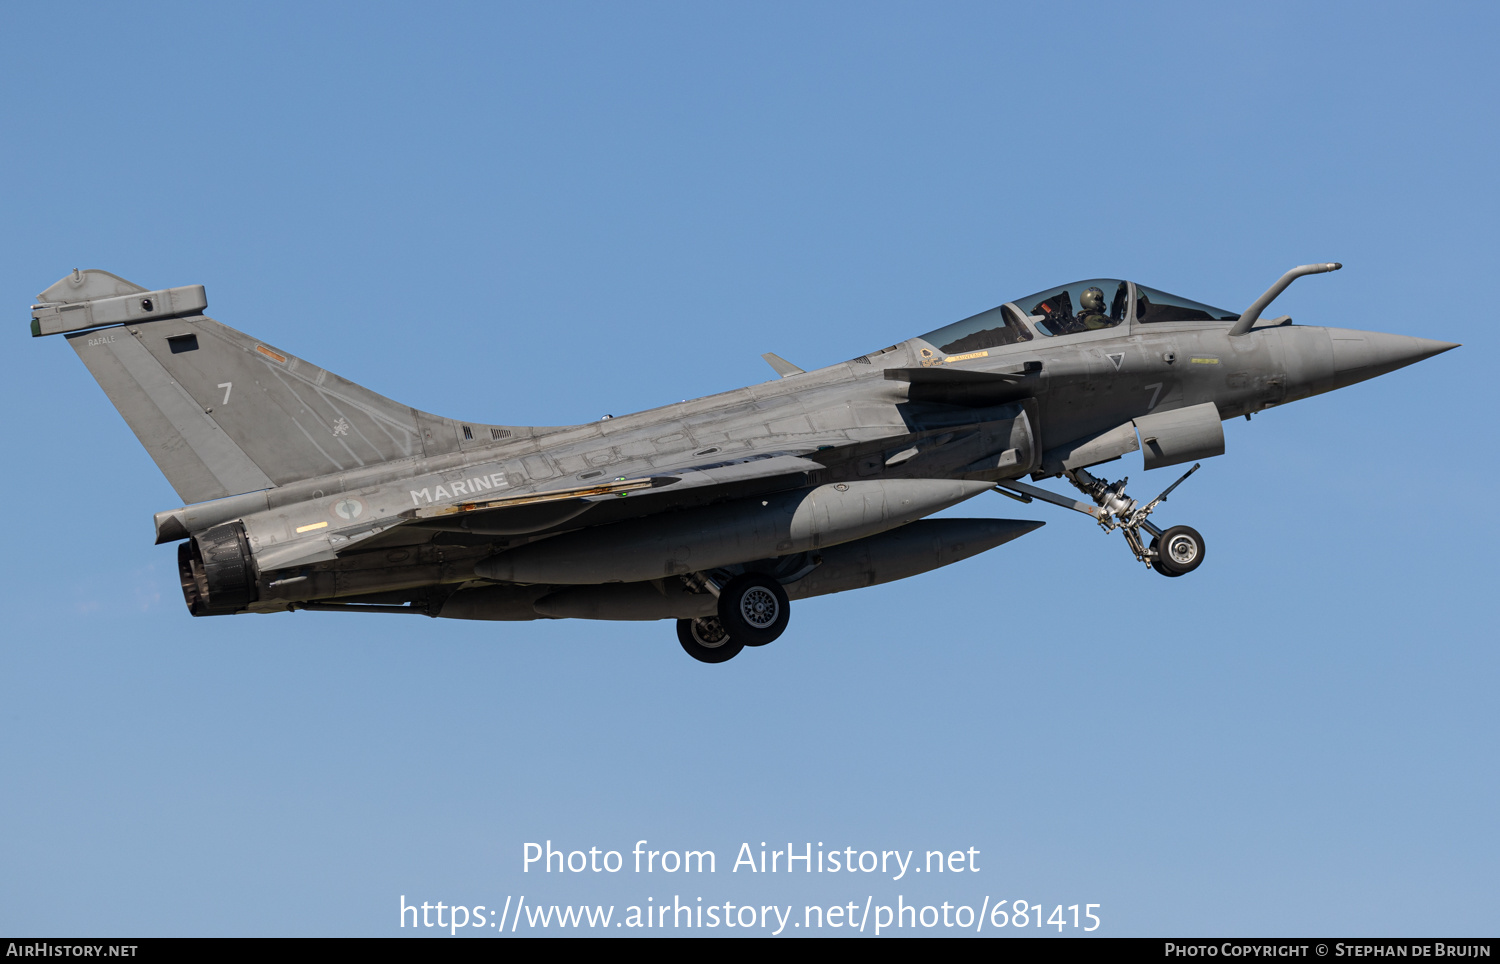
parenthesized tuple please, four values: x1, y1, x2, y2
(0, 1, 1494, 937)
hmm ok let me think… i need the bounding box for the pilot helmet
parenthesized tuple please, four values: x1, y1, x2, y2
(1080, 286, 1106, 313)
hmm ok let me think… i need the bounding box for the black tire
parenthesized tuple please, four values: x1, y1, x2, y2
(1148, 538, 1173, 576)
(716, 573, 790, 647)
(1152, 525, 1205, 577)
(677, 617, 744, 663)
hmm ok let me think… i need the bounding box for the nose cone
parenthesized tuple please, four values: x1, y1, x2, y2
(1329, 330, 1460, 390)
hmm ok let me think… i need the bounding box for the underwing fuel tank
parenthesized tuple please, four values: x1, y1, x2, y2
(474, 479, 998, 585)
(443, 517, 1045, 621)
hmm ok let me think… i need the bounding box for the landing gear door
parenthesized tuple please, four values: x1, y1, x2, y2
(1133, 402, 1224, 470)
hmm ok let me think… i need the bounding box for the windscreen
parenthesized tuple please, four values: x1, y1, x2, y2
(1134, 284, 1239, 323)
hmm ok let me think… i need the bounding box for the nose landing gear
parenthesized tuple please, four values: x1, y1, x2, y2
(995, 462, 1206, 576)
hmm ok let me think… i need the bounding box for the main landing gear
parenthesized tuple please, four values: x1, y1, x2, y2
(676, 572, 791, 664)
(995, 462, 1206, 577)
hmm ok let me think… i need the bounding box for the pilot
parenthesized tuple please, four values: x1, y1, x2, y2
(1077, 286, 1113, 330)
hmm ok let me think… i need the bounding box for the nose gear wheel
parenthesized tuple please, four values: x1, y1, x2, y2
(1150, 525, 1205, 577)
(994, 462, 1207, 577)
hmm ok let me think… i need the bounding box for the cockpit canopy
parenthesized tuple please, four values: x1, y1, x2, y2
(1132, 284, 1238, 324)
(918, 279, 1241, 354)
(1018, 280, 1130, 336)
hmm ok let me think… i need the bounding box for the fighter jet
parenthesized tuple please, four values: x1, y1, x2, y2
(31, 264, 1455, 662)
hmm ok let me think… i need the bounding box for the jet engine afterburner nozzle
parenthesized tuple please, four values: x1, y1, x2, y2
(177, 521, 259, 616)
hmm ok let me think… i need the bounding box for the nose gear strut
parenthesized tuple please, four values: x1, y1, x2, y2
(994, 462, 1205, 575)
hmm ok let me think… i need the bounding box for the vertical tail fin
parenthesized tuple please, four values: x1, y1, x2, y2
(36, 270, 525, 505)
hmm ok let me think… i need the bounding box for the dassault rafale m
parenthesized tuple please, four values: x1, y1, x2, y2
(31, 265, 1455, 662)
